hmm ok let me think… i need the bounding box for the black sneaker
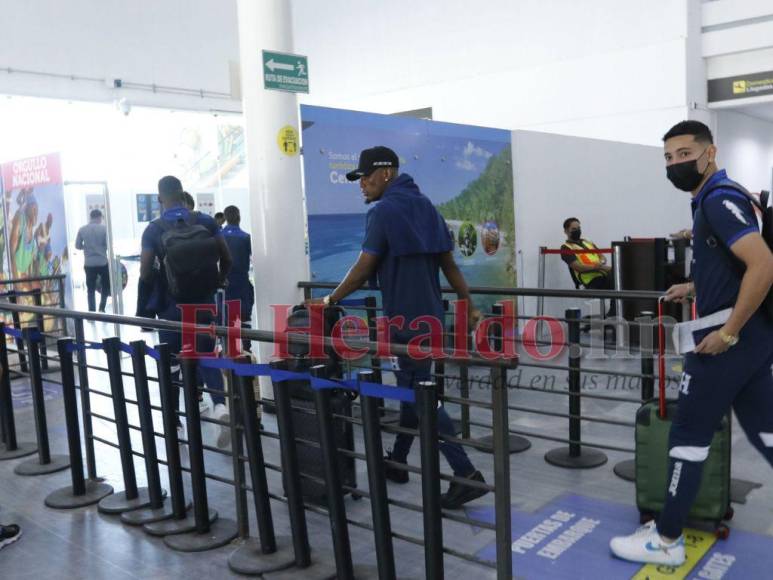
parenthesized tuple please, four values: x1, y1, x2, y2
(0, 524, 22, 550)
(441, 471, 488, 509)
(384, 451, 409, 484)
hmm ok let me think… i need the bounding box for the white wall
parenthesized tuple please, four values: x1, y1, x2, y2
(0, 0, 241, 112)
(512, 130, 693, 317)
(715, 109, 773, 193)
(293, 0, 694, 145)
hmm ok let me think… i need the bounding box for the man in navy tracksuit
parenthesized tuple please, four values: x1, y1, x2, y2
(611, 121, 773, 566)
(221, 205, 254, 352)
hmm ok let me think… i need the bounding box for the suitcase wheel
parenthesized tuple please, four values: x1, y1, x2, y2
(715, 524, 730, 540)
(723, 506, 734, 521)
(639, 511, 655, 525)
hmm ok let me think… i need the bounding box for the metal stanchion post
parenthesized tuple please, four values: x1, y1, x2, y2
(614, 311, 654, 482)
(74, 318, 99, 480)
(8, 294, 28, 373)
(226, 365, 250, 540)
(45, 338, 113, 508)
(228, 363, 295, 575)
(544, 309, 608, 469)
(312, 365, 370, 580)
(143, 343, 199, 537)
(491, 364, 513, 580)
(613, 244, 626, 349)
(98, 337, 154, 513)
(471, 304, 530, 454)
(459, 364, 471, 440)
(263, 360, 337, 580)
(164, 357, 238, 552)
(14, 326, 70, 475)
(359, 370, 397, 580)
(121, 341, 171, 525)
(0, 322, 37, 460)
(32, 289, 49, 371)
(417, 380, 444, 580)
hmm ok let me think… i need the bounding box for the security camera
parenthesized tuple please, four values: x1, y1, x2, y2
(117, 98, 131, 116)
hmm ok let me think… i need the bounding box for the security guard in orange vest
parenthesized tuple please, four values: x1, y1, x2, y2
(560, 217, 616, 316)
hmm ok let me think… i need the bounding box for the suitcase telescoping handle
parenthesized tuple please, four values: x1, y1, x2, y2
(657, 296, 667, 419)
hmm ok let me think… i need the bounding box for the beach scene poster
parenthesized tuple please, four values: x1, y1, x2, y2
(301, 105, 516, 313)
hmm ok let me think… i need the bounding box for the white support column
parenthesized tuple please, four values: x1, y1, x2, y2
(236, 0, 310, 400)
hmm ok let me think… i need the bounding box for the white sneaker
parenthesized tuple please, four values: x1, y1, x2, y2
(213, 403, 230, 448)
(199, 398, 209, 415)
(609, 521, 685, 566)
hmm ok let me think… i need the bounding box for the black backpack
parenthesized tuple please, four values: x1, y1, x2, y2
(154, 211, 220, 302)
(699, 181, 773, 320)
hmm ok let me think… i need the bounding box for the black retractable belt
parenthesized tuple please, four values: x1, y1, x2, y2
(262, 359, 338, 580)
(143, 343, 198, 537)
(164, 357, 238, 552)
(0, 322, 37, 460)
(545, 308, 608, 469)
(98, 337, 155, 514)
(45, 338, 113, 508)
(14, 326, 70, 476)
(121, 340, 172, 525)
(228, 356, 296, 576)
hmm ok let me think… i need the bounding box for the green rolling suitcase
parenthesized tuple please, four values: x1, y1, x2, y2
(634, 298, 733, 538)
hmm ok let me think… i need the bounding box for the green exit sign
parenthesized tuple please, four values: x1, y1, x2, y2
(262, 50, 309, 94)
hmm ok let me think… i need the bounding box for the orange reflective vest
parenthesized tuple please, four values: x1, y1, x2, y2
(564, 239, 604, 287)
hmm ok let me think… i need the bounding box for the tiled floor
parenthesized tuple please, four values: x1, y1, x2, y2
(1, 322, 772, 579)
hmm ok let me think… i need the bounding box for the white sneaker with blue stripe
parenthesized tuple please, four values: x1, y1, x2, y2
(610, 521, 685, 566)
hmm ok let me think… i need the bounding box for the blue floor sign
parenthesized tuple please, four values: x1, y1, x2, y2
(466, 494, 771, 579)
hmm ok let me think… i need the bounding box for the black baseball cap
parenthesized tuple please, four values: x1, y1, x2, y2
(346, 146, 399, 181)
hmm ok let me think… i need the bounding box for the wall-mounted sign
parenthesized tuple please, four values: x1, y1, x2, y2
(136, 193, 160, 223)
(262, 50, 309, 94)
(708, 70, 773, 102)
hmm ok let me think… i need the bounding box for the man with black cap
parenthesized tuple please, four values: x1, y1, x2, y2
(140, 175, 233, 447)
(311, 146, 487, 509)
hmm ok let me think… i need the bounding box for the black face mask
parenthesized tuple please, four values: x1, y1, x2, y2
(569, 229, 581, 242)
(666, 148, 709, 192)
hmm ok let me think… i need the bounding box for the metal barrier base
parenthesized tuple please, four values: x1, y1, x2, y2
(472, 434, 531, 454)
(44, 481, 114, 509)
(613, 459, 636, 481)
(227, 536, 297, 575)
(262, 556, 338, 580)
(544, 447, 608, 469)
(143, 508, 217, 537)
(0, 442, 38, 461)
(120, 498, 190, 526)
(163, 517, 239, 552)
(98, 487, 156, 514)
(13, 454, 70, 476)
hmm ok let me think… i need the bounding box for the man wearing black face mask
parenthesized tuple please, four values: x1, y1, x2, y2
(611, 120, 773, 566)
(560, 217, 616, 317)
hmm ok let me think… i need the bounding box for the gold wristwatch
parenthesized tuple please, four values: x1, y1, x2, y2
(718, 329, 739, 347)
(322, 295, 335, 306)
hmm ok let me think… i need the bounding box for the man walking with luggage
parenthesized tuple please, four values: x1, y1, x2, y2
(610, 121, 773, 566)
(140, 176, 233, 447)
(312, 146, 488, 509)
(75, 209, 110, 312)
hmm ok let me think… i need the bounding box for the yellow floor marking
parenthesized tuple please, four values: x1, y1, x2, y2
(631, 528, 716, 580)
